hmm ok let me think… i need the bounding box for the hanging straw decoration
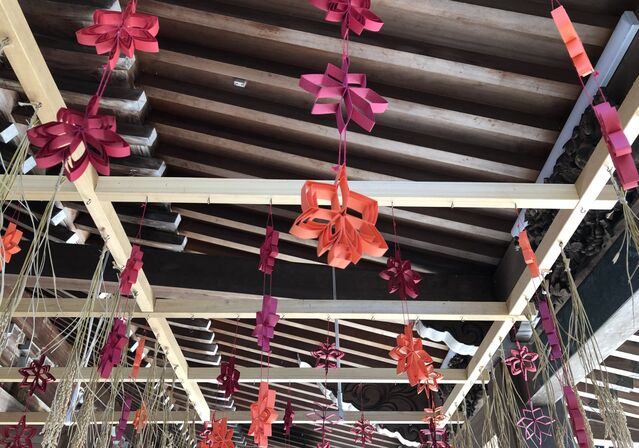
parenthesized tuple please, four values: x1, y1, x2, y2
(478, 380, 498, 448)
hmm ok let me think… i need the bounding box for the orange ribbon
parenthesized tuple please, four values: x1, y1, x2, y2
(248, 382, 278, 447)
(290, 166, 388, 268)
(389, 323, 434, 386)
(131, 337, 145, 380)
(133, 402, 148, 433)
(1, 223, 22, 270)
(518, 230, 540, 278)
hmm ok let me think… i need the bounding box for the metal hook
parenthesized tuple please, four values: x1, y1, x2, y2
(450, 201, 455, 209)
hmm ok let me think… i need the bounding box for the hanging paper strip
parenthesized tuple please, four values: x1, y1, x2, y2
(76, 0, 159, 69)
(379, 254, 421, 300)
(538, 299, 563, 360)
(517, 230, 540, 278)
(217, 356, 241, 398)
(564, 385, 590, 447)
(0, 222, 23, 270)
(131, 336, 145, 380)
(283, 400, 295, 436)
(120, 244, 144, 296)
(98, 318, 128, 379)
(252, 295, 280, 352)
(290, 166, 388, 268)
(1, 415, 36, 448)
(307, 0, 383, 35)
(248, 382, 278, 447)
(504, 342, 539, 382)
(516, 403, 554, 446)
(113, 396, 133, 442)
(389, 323, 434, 387)
(551, 6, 594, 77)
(258, 225, 279, 275)
(18, 354, 55, 396)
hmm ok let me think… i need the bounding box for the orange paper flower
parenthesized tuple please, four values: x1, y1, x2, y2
(133, 402, 148, 433)
(389, 323, 434, 386)
(417, 369, 444, 396)
(205, 417, 235, 448)
(422, 406, 445, 428)
(0, 223, 22, 270)
(249, 382, 278, 447)
(290, 166, 387, 268)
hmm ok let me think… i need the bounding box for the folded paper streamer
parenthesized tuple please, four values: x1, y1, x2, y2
(422, 407, 445, 428)
(98, 318, 128, 378)
(120, 244, 144, 296)
(252, 295, 280, 352)
(290, 166, 388, 268)
(1, 415, 36, 448)
(300, 58, 388, 133)
(18, 354, 56, 396)
(113, 396, 132, 442)
(133, 402, 148, 434)
(564, 385, 589, 447)
(76, 0, 159, 69)
(379, 254, 421, 300)
(311, 341, 345, 370)
(551, 6, 594, 77)
(202, 417, 235, 448)
(249, 382, 278, 447)
(419, 427, 450, 448)
(352, 414, 375, 447)
(389, 323, 434, 387)
(0, 222, 23, 270)
(283, 400, 295, 437)
(217, 356, 241, 398)
(308, 0, 383, 36)
(538, 299, 563, 361)
(593, 102, 639, 190)
(516, 403, 553, 446)
(504, 342, 539, 382)
(258, 226, 279, 275)
(27, 95, 130, 182)
(417, 368, 443, 397)
(517, 230, 540, 278)
(131, 336, 145, 380)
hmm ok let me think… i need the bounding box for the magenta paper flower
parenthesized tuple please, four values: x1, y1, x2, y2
(307, 404, 339, 445)
(1, 415, 36, 448)
(252, 295, 280, 352)
(112, 396, 132, 442)
(18, 354, 55, 396)
(258, 225, 279, 275)
(98, 318, 128, 378)
(76, 0, 159, 69)
(300, 58, 388, 134)
(308, 0, 383, 36)
(119, 244, 144, 296)
(516, 403, 553, 446)
(283, 400, 295, 436)
(351, 414, 375, 447)
(379, 254, 422, 300)
(505, 342, 539, 381)
(311, 341, 345, 371)
(217, 356, 241, 398)
(27, 95, 130, 182)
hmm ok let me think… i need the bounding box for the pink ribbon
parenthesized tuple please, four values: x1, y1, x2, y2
(113, 396, 132, 442)
(76, 0, 159, 69)
(258, 226, 279, 275)
(300, 58, 388, 134)
(217, 356, 241, 398)
(283, 400, 295, 436)
(252, 295, 280, 352)
(98, 318, 128, 379)
(538, 300, 563, 361)
(308, 0, 383, 36)
(120, 244, 144, 296)
(379, 255, 421, 300)
(564, 386, 589, 447)
(504, 342, 539, 382)
(27, 96, 130, 181)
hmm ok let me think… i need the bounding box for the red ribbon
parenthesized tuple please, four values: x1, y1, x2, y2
(379, 254, 421, 300)
(308, 0, 383, 36)
(76, 0, 159, 69)
(120, 244, 144, 296)
(551, 6, 594, 78)
(1, 222, 23, 271)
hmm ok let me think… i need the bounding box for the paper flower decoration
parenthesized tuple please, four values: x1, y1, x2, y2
(98, 318, 128, 378)
(517, 230, 540, 278)
(300, 58, 388, 133)
(564, 385, 589, 448)
(133, 402, 148, 434)
(113, 396, 132, 442)
(131, 336, 145, 380)
(308, 403, 339, 447)
(504, 342, 539, 382)
(258, 226, 279, 275)
(217, 356, 241, 398)
(200, 421, 213, 444)
(551, 6, 594, 78)
(516, 403, 553, 446)
(419, 427, 450, 448)
(1, 415, 36, 448)
(252, 295, 280, 352)
(389, 323, 434, 386)
(538, 299, 563, 361)
(290, 166, 388, 268)
(249, 382, 278, 447)
(120, 244, 144, 296)
(351, 414, 375, 447)
(311, 341, 345, 370)
(206, 417, 235, 448)
(76, 0, 159, 69)
(18, 354, 55, 396)
(0, 223, 22, 270)
(27, 95, 130, 182)
(422, 407, 445, 428)
(283, 400, 295, 436)
(417, 368, 443, 397)
(379, 254, 422, 300)
(308, 0, 383, 36)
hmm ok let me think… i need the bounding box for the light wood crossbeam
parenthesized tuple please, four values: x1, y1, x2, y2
(13, 298, 530, 321)
(0, 0, 210, 420)
(2, 177, 619, 209)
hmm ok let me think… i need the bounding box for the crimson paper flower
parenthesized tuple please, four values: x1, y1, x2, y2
(504, 342, 539, 382)
(98, 318, 128, 378)
(1, 415, 36, 448)
(120, 244, 144, 296)
(379, 254, 422, 300)
(217, 356, 241, 398)
(252, 295, 280, 352)
(283, 400, 295, 436)
(311, 341, 345, 371)
(18, 354, 55, 396)
(258, 226, 279, 275)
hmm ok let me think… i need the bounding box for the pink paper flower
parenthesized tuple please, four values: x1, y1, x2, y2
(18, 354, 56, 396)
(308, 0, 383, 36)
(308, 403, 339, 448)
(351, 414, 375, 447)
(311, 341, 345, 370)
(259, 226, 279, 275)
(419, 427, 450, 448)
(120, 244, 144, 296)
(98, 318, 128, 379)
(252, 295, 280, 352)
(516, 403, 553, 446)
(1, 415, 36, 448)
(504, 342, 539, 382)
(379, 254, 421, 300)
(217, 356, 241, 398)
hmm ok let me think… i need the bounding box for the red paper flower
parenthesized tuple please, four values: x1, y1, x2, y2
(417, 369, 443, 397)
(133, 402, 148, 434)
(422, 407, 445, 428)
(98, 318, 128, 379)
(351, 414, 375, 447)
(504, 342, 539, 382)
(300, 58, 388, 133)
(113, 396, 132, 442)
(1, 415, 36, 448)
(311, 341, 345, 370)
(389, 323, 433, 386)
(516, 403, 553, 446)
(283, 400, 295, 436)
(18, 354, 55, 396)
(76, 0, 159, 69)
(0, 223, 23, 270)
(27, 96, 130, 182)
(252, 295, 280, 352)
(217, 356, 241, 398)
(258, 226, 279, 275)
(206, 417, 235, 448)
(308, 0, 383, 36)
(249, 382, 278, 447)
(290, 166, 388, 269)
(120, 244, 144, 296)
(379, 254, 421, 300)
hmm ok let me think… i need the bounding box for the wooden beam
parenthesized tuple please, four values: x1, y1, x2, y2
(3, 176, 619, 209)
(0, 0, 210, 420)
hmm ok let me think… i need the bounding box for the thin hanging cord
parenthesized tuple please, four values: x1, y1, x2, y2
(331, 267, 344, 418)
